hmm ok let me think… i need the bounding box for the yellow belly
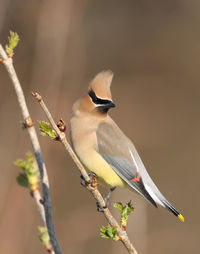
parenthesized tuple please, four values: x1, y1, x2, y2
(78, 150, 126, 187)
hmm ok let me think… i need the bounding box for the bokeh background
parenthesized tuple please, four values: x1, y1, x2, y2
(0, 0, 199, 253)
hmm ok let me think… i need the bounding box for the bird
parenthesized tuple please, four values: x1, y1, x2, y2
(70, 70, 184, 222)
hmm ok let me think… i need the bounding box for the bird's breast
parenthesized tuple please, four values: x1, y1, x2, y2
(70, 115, 126, 187)
(77, 149, 126, 187)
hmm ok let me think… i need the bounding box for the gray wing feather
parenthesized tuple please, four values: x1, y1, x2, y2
(100, 153, 157, 206)
(96, 117, 160, 206)
(96, 117, 181, 215)
(96, 116, 149, 181)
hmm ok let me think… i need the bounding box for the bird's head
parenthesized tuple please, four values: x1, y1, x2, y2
(87, 70, 115, 114)
(72, 70, 115, 116)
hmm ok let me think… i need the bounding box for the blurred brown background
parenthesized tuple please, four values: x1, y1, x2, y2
(0, 0, 199, 253)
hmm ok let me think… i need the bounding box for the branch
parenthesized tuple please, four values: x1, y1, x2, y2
(32, 190, 55, 253)
(33, 92, 138, 254)
(0, 44, 61, 254)
(32, 189, 46, 224)
(15, 152, 54, 253)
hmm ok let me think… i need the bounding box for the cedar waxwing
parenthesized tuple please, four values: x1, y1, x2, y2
(70, 70, 184, 222)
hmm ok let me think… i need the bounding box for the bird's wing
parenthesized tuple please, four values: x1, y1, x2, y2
(96, 116, 158, 207)
(96, 117, 182, 218)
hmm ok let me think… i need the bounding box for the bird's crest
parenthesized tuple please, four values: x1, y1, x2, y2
(88, 70, 113, 101)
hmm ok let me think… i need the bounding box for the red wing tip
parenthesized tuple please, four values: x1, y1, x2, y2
(132, 176, 140, 183)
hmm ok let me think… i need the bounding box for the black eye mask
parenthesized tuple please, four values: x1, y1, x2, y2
(88, 89, 116, 113)
(88, 90, 112, 105)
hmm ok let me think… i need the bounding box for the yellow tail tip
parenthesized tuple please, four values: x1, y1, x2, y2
(178, 214, 184, 222)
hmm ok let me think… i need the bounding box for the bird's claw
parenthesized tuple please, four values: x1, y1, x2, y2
(88, 172, 98, 185)
(80, 175, 87, 187)
(96, 186, 116, 212)
(96, 201, 108, 212)
(80, 172, 98, 189)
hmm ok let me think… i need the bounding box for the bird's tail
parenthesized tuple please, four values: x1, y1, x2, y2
(144, 184, 184, 222)
(161, 198, 184, 222)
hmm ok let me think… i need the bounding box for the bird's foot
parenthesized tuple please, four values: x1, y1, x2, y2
(96, 202, 105, 212)
(96, 186, 116, 212)
(80, 172, 98, 189)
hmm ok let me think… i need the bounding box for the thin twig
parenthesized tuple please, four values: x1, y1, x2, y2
(0, 44, 61, 254)
(33, 92, 138, 254)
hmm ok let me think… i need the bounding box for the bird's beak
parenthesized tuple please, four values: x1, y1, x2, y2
(102, 101, 116, 109)
(96, 101, 116, 113)
(108, 101, 116, 108)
